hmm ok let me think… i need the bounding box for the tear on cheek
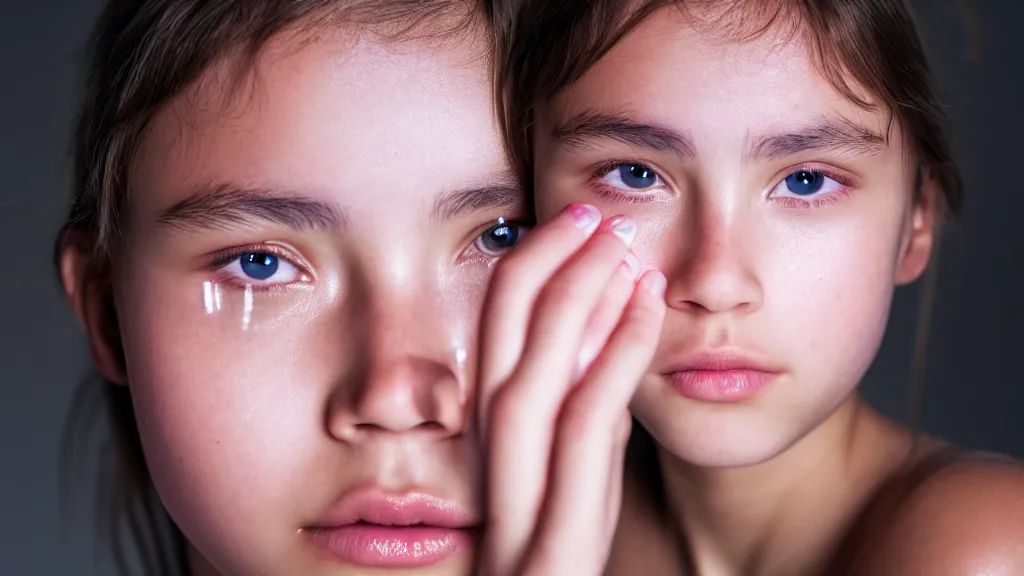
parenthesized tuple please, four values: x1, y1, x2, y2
(202, 281, 253, 329)
(242, 285, 254, 329)
(197, 279, 327, 333)
(202, 280, 223, 314)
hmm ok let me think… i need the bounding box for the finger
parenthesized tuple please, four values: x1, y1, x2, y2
(575, 251, 641, 379)
(523, 418, 621, 576)
(570, 270, 667, 413)
(521, 272, 666, 574)
(517, 409, 631, 576)
(483, 219, 638, 573)
(511, 216, 638, 393)
(604, 411, 633, 534)
(476, 202, 602, 433)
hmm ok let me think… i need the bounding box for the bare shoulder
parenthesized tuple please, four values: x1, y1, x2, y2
(850, 453, 1024, 575)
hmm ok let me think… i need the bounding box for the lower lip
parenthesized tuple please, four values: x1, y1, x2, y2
(667, 369, 775, 402)
(308, 525, 473, 567)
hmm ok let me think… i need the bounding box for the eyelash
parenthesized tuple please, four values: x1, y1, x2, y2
(769, 164, 855, 209)
(587, 160, 856, 209)
(207, 243, 312, 293)
(589, 159, 667, 205)
(205, 218, 529, 294)
(458, 217, 533, 265)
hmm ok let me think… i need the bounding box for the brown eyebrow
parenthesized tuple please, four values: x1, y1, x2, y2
(747, 115, 887, 160)
(156, 184, 346, 232)
(551, 109, 697, 158)
(551, 110, 886, 166)
(430, 174, 526, 221)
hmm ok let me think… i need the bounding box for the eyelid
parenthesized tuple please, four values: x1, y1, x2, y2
(468, 214, 533, 238)
(591, 159, 666, 182)
(766, 164, 855, 209)
(768, 162, 857, 193)
(207, 242, 315, 288)
(459, 216, 532, 264)
(209, 242, 308, 269)
(588, 159, 674, 204)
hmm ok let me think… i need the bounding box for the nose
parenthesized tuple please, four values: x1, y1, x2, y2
(327, 279, 468, 443)
(664, 197, 763, 315)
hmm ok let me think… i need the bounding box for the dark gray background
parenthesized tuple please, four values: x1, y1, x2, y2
(1, 1, 1021, 574)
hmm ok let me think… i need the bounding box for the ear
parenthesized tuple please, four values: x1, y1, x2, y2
(59, 231, 128, 385)
(895, 168, 940, 285)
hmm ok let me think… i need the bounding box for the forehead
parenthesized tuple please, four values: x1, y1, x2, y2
(544, 6, 891, 144)
(132, 26, 503, 216)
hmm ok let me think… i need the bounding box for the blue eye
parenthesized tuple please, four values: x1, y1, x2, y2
(216, 247, 305, 287)
(600, 162, 663, 192)
(240, 252, 279, 280)
(769, 168, 848, 206)
(476, 218, 527, 256)
(784, 170, 825, 196)
(619, 164, 658, 188)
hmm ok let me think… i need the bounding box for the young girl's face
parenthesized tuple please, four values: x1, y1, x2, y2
(111, 27, 520, 575)
(531, 8, 936, 467)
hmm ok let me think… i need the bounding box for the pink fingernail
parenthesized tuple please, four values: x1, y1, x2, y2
(608, 216, 637, 247)
(623, 252, 641, 278)
(568, 203, 600, 229)
(642, 271, 667, 296)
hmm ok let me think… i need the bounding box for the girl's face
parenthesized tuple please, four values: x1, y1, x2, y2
(532, 8, 936, 467)
(109, 27, 521, 576)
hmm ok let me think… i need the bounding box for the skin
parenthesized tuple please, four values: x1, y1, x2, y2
(478, 206, 667, 576)
(530, 7, 1024, 576)
(65, 24, 525, 576)
(60, 13, 666, 576)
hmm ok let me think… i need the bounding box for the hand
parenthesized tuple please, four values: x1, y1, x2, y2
(477, 203, 667, 576)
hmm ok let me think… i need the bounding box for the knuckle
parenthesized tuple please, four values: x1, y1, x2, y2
(618, 303, 663, 345)
(557, 390, 607, 443)
(488, 386, 520, 423)
(488, 382, 534, 431)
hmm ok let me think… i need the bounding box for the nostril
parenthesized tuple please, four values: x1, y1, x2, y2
(326, 357, 467, 441)
(350, 420, 446, 434)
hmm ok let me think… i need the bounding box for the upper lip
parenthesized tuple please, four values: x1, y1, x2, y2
(658, 350, 781, 375)
(310, 487, 478, 529)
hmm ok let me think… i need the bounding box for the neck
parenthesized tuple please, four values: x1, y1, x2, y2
(657, 395, 912, 576)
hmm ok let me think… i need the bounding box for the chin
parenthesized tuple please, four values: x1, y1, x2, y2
(653, 415, 799, 468)
(630, 391, 818, 469)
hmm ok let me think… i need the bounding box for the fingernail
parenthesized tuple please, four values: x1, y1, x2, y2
(623, 252, 641, 278)
(642, 270, 667, 296)
(608, 216, 637, 247)
(568, 203, 600, 229)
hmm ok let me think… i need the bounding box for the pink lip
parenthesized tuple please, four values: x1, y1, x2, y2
(306, 489, 478, 568)
(661, 352, 780, 402)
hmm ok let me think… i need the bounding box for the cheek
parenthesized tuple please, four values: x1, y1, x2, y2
(533, 155, 677, 268)
(439, 262, 491, 382)
(764, 212, 903, 378)
(114, 264, 342, 544)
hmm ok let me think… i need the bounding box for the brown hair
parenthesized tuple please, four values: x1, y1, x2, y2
(57, 1, 494, 574)
(495, 0, 968, 543)
(496, 0, 965, 216)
